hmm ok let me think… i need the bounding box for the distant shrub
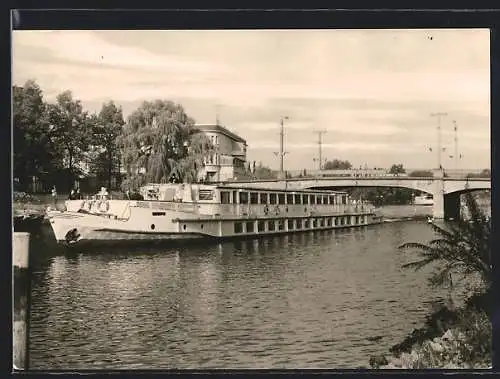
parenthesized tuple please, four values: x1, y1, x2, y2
(408, 170, 433, 177)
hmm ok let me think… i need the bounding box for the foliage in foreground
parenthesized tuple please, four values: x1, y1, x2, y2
(375, 307, 492, 369)
(399, 192, 491, 295)
(370, 192, 493, 369)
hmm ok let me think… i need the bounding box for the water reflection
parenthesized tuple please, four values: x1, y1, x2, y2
(30, 220, 458, 369)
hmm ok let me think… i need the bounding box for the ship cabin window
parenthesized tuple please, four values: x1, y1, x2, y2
(258, 221, 266, 232)
(220, 191, 231, 204)
(294, 194, 302, 205)
(246, 221, 255, 233)
(239, 191, 249, 204)
(260, 193, 268, 204)
(269, 193, 277, 205)
(287, 194, 294, 204)
(310, 195, 316, 205)
(250, 192, 259, 204)
(329, 195, 336, 205)
(278, 220, 285, 231)
(199, 189, 214, 201)
(302, 194, 309, 205)
(234, 222, 243, 233)
(278, 194, 285, 205)
(268, 220, 276, 231)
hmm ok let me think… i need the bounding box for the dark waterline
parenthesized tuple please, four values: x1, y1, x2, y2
(28, 211, 466, 370)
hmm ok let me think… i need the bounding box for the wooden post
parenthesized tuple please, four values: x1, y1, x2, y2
(13, 232, 31, 371)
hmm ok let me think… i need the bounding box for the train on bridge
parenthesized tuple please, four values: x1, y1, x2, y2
(290, 168, 408, 179)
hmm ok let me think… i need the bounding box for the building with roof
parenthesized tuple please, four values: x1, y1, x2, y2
(193, 123, 247, 182)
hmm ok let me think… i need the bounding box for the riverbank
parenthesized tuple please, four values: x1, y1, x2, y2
(369, 297, 492, 369)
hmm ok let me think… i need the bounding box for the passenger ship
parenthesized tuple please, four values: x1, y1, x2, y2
(47, 183, 383, 245)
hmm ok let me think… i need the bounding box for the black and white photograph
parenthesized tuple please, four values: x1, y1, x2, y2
(12, 25, 492, 370)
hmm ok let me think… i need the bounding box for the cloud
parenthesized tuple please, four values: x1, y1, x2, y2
(12, 29, 490, 170)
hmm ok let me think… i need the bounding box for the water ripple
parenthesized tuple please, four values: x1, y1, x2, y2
(29, 218, 458, 369)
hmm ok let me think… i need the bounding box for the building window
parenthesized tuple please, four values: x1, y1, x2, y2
(317, 196, 323, 205)
(287, 194, 294, 204)
(287, 219, 294, 230)
(302, 194, 309, 205)
(250, 192, 259, 204)
(215, 135, 219, 145)
(329, 196, 336, 205)
(294, 194, 301, 205)
(304, 219, 310, 228)
(323, 195, 328, 204)
(310, 195, 316, 205)
(312, 219, 317, 228)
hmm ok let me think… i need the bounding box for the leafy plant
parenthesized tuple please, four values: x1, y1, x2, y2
(399, 192, 491, 295)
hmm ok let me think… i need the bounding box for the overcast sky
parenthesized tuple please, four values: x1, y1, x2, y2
(12, 29, 490, 171)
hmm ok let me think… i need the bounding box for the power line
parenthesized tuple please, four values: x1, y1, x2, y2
(313, 130, 327, 170)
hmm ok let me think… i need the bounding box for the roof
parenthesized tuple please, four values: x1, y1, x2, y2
(193, 124, 247, 144)
(215, 185, 347, 195)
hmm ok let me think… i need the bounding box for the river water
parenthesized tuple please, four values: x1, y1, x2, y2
(27, 205, 470, 370)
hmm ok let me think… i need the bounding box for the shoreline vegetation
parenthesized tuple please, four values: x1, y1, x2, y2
(369, 192, 492, 369)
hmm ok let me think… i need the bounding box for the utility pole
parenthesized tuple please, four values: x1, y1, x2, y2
(215, 104, 221, 126)
(313, 130, 327, 170)
(430, 112, 447, 170)
(274, 116, 289, 178)
(453, 120, 459, 171)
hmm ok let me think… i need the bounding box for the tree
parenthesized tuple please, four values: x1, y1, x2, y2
(45, 90, 93, 191)
(90, 101, 125, 189)
(253, 162, 278, 180)
(389, 163, 406, 175)
(324, 159, 352, 170)
(466, 169, 491, 179)
(13, 80, 53, 191)
(119, 100, 214, 189)
(399, 192, 491, 311)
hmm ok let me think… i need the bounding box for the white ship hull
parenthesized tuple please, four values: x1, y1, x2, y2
(414, 195, 434, 206)
(47, 184, 382, 247)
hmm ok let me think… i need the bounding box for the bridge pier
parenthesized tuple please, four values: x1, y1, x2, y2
(444, 193, 461, 221)
(432, 169, 445, 219)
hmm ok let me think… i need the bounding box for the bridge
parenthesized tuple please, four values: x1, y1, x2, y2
(227, 169, 490, 219)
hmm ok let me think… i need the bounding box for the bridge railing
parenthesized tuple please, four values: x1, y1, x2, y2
(230, 168, 490, 183)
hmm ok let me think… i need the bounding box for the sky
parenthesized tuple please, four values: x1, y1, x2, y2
(12, 29, 490, 171)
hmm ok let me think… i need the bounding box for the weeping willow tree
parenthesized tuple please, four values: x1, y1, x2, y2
(118, 100, 214, 191)
(399, 192, 491, 311)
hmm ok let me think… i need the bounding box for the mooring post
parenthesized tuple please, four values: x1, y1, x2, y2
(13, 232, 31, 371)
